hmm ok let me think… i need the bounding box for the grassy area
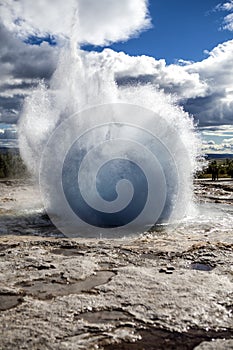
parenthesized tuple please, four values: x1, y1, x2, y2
(1, 149, 233, 180)
(197, 158, 233, 179)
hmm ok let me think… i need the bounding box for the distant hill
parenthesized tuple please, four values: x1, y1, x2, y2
(1, 147, 233, 160)
(0, 147, 19, 155)
(206, 153, 233, 159)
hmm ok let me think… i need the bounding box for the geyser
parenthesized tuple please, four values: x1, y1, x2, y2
(18, 3, 200, 238)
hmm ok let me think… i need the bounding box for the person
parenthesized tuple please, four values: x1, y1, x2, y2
(216, 166, 219, 181)
(211, 161, 218, 181)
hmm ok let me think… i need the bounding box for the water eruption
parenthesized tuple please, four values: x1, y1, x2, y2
(17, 1, 200, 237)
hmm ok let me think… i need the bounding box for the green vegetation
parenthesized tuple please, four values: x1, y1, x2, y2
(197, 158, 233, 179)
(0, 152, 28, 178)
(1, 150, 233, 181)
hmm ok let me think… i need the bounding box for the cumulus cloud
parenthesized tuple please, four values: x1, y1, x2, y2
(0, 123, 17, 147)
(89, 42, 233, 127)
(93, 49, 208, 99)
(0, 0, 151, 124)
(0, 23, 57, 81)
(216, 0, 233, 11)
(216, 1, 233, 31)
(202, 139, 233, 154)
(0, 23, 58, 122)
(200, 125, 233, 138)
(1, 31, 233, 127)
(0, 126, 17, 139)
(223, 13, 233, 30)
(85, 49, 208, 100)
(182, 40, 233, 126)
(0, 0, 151, 46)
(0, 0, 233, 130)
(200, 125, 233, 153)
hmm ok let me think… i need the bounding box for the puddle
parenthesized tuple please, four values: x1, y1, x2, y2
(104, 327, 233, 350)
(78, 310, 131, 324)
(0, 243, 19, 253)
(51, 248, 85, 256)
(17, 271, 115, 299)
(141, 251, 168, 260)
(190, 263, 215, 271)
(0, 293, 23, 311)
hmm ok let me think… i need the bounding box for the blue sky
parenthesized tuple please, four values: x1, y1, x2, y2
(85, 0, 233, 63)
(83, 0, 233, 153)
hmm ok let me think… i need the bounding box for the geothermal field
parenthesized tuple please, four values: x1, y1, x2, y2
(0, 0, 233, 349)
(0, 178, 232, 349)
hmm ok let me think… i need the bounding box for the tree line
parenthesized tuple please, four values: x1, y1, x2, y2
(197, 158, 233, 178)
(1, 151, 233, 180)
(0, 152, 28, 178)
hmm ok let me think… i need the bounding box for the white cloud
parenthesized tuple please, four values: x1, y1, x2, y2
(95, 42, 233, 126)
(0, 0, 151, 46)
(0, 23, 58, 122)
(0, 125, 17, 139)
(217, 0, 233, 11)
(1, 32, 233, 127)
(88, 49, 208, 100)
(182, 40, 233, 125)
(201, 125, 233, 153)
(222, 137, 233, 143)
(201, 141, 233, 153)
(223, 13, 233, 30)
(0, 1, 233, 129)
(216, 1, 233, 31)
(208, 140, 215, 145)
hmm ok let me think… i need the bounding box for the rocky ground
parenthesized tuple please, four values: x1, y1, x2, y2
(194, 178, 233, 205)
(0, 179, 232, 349)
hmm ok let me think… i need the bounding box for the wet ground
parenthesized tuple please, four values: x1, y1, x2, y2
(0, 179, 232, 349)
(194, 178, 233, 205)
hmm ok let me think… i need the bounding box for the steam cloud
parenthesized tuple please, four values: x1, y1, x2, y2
(1, 1, 233, 128)
(1, 0, 201, 236)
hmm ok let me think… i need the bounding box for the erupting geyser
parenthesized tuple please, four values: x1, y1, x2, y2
(18, 2, 200, 238)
